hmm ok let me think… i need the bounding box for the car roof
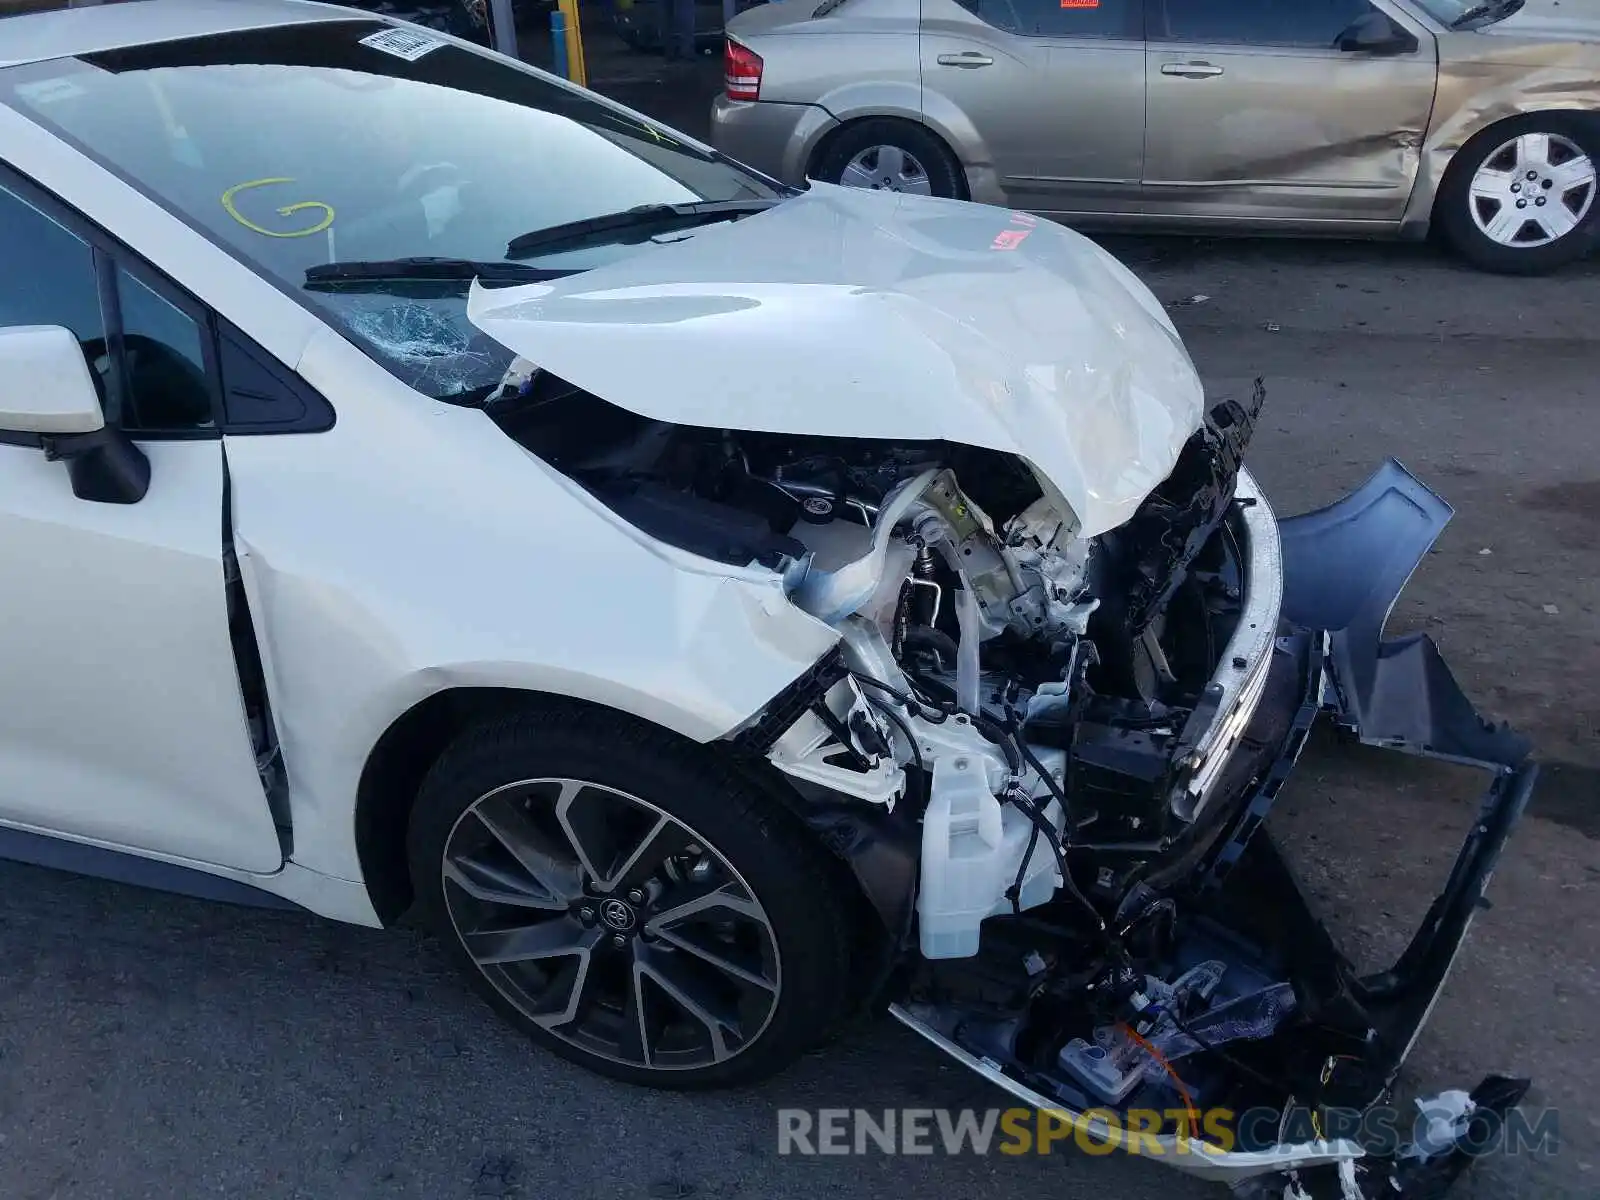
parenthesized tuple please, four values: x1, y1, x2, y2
(0, 0, 361, 68)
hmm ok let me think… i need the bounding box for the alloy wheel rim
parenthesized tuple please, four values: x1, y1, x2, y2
(442, 778, 782, 1070)
(1469, 131, 1596, 248)
(840, 144, 933, 195)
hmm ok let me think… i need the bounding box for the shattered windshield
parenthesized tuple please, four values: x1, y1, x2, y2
(0, 20, 781, 402)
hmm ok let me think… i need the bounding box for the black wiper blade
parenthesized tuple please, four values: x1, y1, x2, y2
(303, 257, 574, 289)
(505, 199, 778, 259)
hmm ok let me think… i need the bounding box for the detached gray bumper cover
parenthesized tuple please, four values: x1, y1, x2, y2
(893, 460, 1537, 1197)
(1261, 458, 1537, 1197)
(1278, 458, 1530, 770)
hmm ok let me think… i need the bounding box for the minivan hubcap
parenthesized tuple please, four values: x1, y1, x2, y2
(1470, 132, 1596, 247)
(841, 145, 933, 195)
(442, 778, 781, 1070)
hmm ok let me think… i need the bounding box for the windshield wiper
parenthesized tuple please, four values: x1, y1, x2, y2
(505, 199, 779, 259)
(303, 257, 575, 290)
(1450, 0, 1522, 28)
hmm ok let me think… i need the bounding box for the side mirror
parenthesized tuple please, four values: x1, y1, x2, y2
(1337, 10, 1419, 54)
(0, 325, 150, 504)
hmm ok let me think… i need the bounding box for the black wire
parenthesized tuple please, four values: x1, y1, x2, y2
(1016, 734, 1082, 835)
(1007, 819, 1041, 915)
(850, 672, 909, 703)
(853, 670, 1103, 934)
(850, 692, 927, 1014)
(857, 659, 953, 723)
(862, 693, 926, 809)
(1006, 788, 1066, 906)
(995, 683, 1042, 916)
(850, 671, 948, 723)
(1166, 1010, 1286, 1094)
(1008, 721, 1106, 937)
(971, 712, 1023, 774)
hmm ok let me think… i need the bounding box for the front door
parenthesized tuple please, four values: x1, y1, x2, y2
(921, 0, 1146, 214)
(0, 177, 284, 874)
(1141, 0, 1437, 226)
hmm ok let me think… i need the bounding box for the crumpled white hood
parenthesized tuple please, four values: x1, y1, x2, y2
(466, 184, 1206, 537)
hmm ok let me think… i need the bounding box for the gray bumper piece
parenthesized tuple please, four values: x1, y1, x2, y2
(1253, 461, 1537, 1196)
(891, 461, 1535, 1200)
(1277, 458, 1531, 770)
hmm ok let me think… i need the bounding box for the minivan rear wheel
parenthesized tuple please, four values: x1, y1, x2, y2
(814, 118, 967, 200)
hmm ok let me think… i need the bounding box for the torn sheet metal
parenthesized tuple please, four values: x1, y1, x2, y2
(1402, 25, 1600, 235)
(465, 183, 1207, 539)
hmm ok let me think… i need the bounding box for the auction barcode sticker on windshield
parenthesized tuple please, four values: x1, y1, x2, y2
(359, 28, 447, 61)
(13, 77, 86, 106)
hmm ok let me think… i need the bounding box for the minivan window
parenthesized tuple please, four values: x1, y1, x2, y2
(1156, 0, 1377, 46)
(0, 21, 782, 402)
(960, 0, 1141, 39)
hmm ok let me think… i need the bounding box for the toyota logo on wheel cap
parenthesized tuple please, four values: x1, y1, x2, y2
(599, 898, 636, 931)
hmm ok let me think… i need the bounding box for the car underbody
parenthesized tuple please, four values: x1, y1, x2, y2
(487, 367, 1536, 1197)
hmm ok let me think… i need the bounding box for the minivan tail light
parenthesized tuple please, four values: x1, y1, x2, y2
(725, 39, 763, 101)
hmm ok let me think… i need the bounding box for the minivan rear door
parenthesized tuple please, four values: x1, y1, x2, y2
(920, 0, 1146, 215)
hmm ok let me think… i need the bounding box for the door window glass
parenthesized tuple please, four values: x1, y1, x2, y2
(0, 184, 101, 341)
(1156, 0, 1376, 46)
(959, 0, 1142, 40)
(0, 183, 213, 434)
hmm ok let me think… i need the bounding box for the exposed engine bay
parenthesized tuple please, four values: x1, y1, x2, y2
(488, 366, 1538, 1197)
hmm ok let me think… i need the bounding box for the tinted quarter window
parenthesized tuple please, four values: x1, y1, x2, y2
(1157, 0, 1376, 46)
(116, 271, 215, 434)
(962, 0, 1141, 39)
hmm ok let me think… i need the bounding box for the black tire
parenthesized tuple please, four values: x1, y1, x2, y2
(1436, 113, 1600, 275)
(407, 702, 854, 1089)
(812, 118, 968, 200)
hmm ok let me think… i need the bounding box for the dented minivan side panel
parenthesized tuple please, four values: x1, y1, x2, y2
(1402, 18, 1600, 233)
(1140, 0, 1440, 228)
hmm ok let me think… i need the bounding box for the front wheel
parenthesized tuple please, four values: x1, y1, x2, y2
(407, 706, 853, 1089)
(1436, 115, 1600, 275)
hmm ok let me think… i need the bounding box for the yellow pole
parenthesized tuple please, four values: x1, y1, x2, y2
(557, 0, 588, 87)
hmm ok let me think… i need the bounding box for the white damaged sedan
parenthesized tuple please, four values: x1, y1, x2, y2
(0, 5, 1538, 1197)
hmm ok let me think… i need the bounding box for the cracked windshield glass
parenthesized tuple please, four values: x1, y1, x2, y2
(0, 19, 780, 402)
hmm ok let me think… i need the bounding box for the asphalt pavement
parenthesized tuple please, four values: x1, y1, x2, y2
(2, 49, 1598, 1200)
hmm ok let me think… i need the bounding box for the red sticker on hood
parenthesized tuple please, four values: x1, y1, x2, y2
(992, 228, 1030, 251)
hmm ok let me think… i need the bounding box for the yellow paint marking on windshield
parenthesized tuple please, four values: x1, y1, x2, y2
(221, 178, 335, 238)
